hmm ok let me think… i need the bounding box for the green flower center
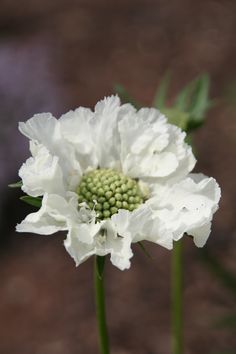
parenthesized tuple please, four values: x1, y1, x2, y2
(76, 168, 144, 220)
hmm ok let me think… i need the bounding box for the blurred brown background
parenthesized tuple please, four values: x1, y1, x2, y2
(1, 1, 236, 353)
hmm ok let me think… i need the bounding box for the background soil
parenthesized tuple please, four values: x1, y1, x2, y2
(0, 1, 236, 353)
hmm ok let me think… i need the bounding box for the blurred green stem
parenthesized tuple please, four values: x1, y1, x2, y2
(94, 256, 110, 354)
(171, 240, 183, 354)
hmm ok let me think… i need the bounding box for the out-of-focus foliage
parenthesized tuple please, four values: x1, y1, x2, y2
(115, 74, 212, 133)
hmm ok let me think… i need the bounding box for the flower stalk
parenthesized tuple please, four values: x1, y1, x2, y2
(94, 256, 110, 354)
(171, 240, 183, 354)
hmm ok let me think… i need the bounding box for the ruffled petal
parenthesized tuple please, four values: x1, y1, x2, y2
(119, 108, 196, 181)
(19, 113, 60, 148)
(16, 194, 69, 235)
(19, 113, 83, 191)
(59, 108, 98, 171)
(64, 216, 133, 270)
(91, 95, 135, 170)
(64, 221, 102, 266)
(19, 145, 65, 197)
(111, 206, 173, 253)
(188, 222, 212, 247)
(148, 174, 221, 246)
(93, 220, 132, 270)
(16, 192, 96, 236)
(124, 204, 173, 250)
(64, 235, 96, 266)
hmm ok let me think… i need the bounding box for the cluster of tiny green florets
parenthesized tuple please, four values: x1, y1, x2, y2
(76, 168, 144, 220)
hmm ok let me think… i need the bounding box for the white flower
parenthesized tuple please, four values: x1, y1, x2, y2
(16, 95, 221, 270)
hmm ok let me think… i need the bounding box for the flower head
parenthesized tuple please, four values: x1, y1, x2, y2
(16, 96, 221, 270)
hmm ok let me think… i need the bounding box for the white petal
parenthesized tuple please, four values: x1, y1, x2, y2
(126, 204, 173, 250)
(19, 113, 60, 147)
(16, 194, 68, 235)
(59, 108, 98, 170)
(161, 125, 196, 184)
(103, 218, 133, 270)
(111, 205, 173, 251)
(148, 174, 221, 245)
(90, 96, 135, 170)
(119, 108, 196, 181)
(64, 215, 133, 270)
(111, 209, 131, 237)
(188, 222, 212, 247)
(59, 108, 93, 150)
(64, 222, 102, 266)
(16, 193, 95, 236)
(64, 233, 96, 266)
(19, 113, 83, 191)
(90, 95, 121, 169)
(19, 145, 65, 197)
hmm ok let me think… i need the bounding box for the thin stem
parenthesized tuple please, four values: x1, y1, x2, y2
(171, 240, 183, 354)
(94, 256, 110, 354)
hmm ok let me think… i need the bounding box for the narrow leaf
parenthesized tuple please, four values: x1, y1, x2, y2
(188, 74, 210, 122)
(161, 108, 189, 131)
(8, 181, 22, 188)
(114, 84, 142, 109)
(174, 81, 194, 112)
(174, 74, 212, 132)
(153, 72, 171, 109)
(20, 196, 42, 208)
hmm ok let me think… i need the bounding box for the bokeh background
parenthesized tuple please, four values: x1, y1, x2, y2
(1, 1, 236, 353)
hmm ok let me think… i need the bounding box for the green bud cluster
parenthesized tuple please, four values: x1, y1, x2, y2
(76, 168, 144, 219)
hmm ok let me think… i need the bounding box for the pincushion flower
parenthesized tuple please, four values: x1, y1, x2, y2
(16, 96, 221, 270)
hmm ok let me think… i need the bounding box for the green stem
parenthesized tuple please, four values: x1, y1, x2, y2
(171, 240, 183, 354)
(94, 256, 110, 354)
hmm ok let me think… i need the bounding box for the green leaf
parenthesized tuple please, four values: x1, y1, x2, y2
(188, 74, 210, 121)
(174, 74, 210, 115)
(189, 75, 210, 123)
(161, 107, 189, 130)
(174, 74, 211, 132)
(8, 181, 22, 188)
(174, 81, 194, 112)
(20, 196, 42, 208)
(174, 79, 198, 112)
(96, 255, 106, 280)
(114, 84, 142, 109)
(153, 72, 171, 109)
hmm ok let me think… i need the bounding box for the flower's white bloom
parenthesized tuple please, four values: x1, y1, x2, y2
(16, 95, 221, 270)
